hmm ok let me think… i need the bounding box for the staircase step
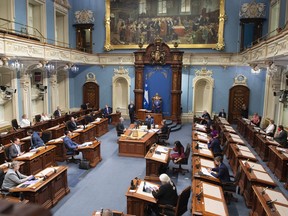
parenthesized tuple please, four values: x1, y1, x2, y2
(171, 124, 182, 132)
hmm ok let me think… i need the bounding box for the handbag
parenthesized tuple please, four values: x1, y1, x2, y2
(79, 159, 90, 170)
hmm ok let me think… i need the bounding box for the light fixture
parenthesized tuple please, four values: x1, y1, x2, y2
(250, 64, 261, 74)
(70, 64, 79, 72)
(10, 60, 23, 71)
(45, 62, 55, 73)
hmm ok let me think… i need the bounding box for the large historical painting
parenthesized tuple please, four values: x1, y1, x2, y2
(105, 0, 226, 51)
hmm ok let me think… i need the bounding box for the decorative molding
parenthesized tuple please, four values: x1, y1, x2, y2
(233, 74, 248, 86)
(86, 72, 97, 83)
(54, 0, 71, 10)
(239, 1, 266, 18)
(195, 68, 213, 77)
(74, 10, 95, 24)
(114, 66, 128, 75)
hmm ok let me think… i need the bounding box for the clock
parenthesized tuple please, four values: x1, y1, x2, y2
(86, 72, 96, 82)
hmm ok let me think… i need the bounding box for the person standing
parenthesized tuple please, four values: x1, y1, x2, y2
(128, 101, 135, 124)
(218, 108, 226, 118)
(241, 104, 248, 118)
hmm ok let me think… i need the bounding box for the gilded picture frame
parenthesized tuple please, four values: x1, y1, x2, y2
(104, 0, 226, 51)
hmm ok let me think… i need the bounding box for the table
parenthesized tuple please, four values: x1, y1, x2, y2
(192, 179, 228, 216)
(49, 116, 66, 127)
(44, 124, 66, 139)
(228, 144, 257, 175)
(126, 179, 157, 216)
(91, 118, 109, 137)
(267, 146, 288, 182)
(238, 160, 277, 207)
(251, 186, 288, 216)
(192, 131, 209, 143)
(118, 128, 158, 157)
(192, 123, 208, 133)
(15, 145, 56, 175)
(246, 125, 258, 147)
(144, 144, 171, 181)
(78, 140, 102, 168)
(46, 132, 80, 162)
(192, 156, 220, 185)
(10, 166, 70, 209)
(254, 134, 280, 161)
(73, 124, 96, 143)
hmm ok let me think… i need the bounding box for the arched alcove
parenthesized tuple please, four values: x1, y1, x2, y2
(112, 67, 130, 116)
(192, 68, 214, 116)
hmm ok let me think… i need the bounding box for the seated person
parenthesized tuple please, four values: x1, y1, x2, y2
(251, 112, 260, 126)
(19, 114, 31, 128)
(27, 129, 44, 149)
(210, 124, 219, 138)
(207, 133, 222, 156)
(116, 117, 126, 136)
(81, 102, 89, 110)
(40, 112, 50, 121)
(241, 104, 248, 118)
(145, 114, 154, 128)
(53, 106, 62, 118)
(103, 105, 112, 123)
(201, 110, 211, 120)
(218, 108, 226, 118)
(274, 125, 288, 148)
(265, 119, 276, 137)
(9, 137, 24, 160)
(67, 117, 79, 131)
(84, 114, 93, 124)
(202, 116, 212, 131)
(2, 161, 33, 193)
(151, 174, 178, 214)
(170, 141, 185, 161)
(208, 156, 230, 183)
(63, 130, 79, 155)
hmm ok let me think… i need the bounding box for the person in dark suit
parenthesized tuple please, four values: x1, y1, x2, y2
(2, 161, 33, 192)
(67, 117, 78, 131)
(63, 130, 79, 155)
(27, 129, 44, 149)
(53, 106, 62, 118)
(208, 156, 230, 183)
(201, 110, 211, 120)
(151, 173, 178, 214)
(207, 133, 222, 156)
(128, 101, 135, 124)
(8, 137, 24, 160)
(274, 125, 288, 148)
(240, 103, 248, 118)
(145, 114, 154, 126)
(81, 102, 89, 110)
(103, 105, 112, 123)
(116, 117, 126, 136)
(218, 108, 226, 118)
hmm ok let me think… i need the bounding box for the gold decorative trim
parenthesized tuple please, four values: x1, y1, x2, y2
(104, 0, 226, 51)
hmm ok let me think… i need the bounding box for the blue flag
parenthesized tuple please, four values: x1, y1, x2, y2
(143, 83, 149, 109)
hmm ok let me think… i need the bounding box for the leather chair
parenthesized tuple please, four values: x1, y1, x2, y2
(3, 145, 11, 162)
(158, 127, 171, 146)
(158, 186, 191, 216)
(11, 119, 19, 130)
(41, 131, 52, 144)
(35, 114, 41, 123)
(222, 167, 241, 204)
(64, 146, 80, 164)
(172, 144, 191, 175)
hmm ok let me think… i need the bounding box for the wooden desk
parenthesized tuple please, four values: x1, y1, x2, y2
(0, 129, 26, 145)
(254, 134, 280, 161)
(237, 117, 248, 138)
(15, 145, 56, 175)
(238, 160, 277, 207)
(78, 140, 101, 168)
(144, 144, 171, 181)
(137, 110, 163, 125)
(246, 125, 258, 147)
(91, 118, 109, 137)
(191, 141, 214, 159)
(126, 179, 157, 216)
(224, 133, 246, 157)
(219, 124, 237, 134)
(192, 179, 228, 216)
(228, 144, 257, 175)
(49, 116, 66, 127)
(118, 128, 158, 158)
(192, 156, 220, 185)
(24, 121, 50, 134)
(267, 146, 288, 182)
(73, 124, 96, 143)
(192, 123, 208, 133)
(46, 133, 80, 162)
(251, 186, 288, 216)
(10, 166, 70, 209)
(110, 112, 121, 125)
(192, 131, 209, 143)
(45, 124, 66, 139)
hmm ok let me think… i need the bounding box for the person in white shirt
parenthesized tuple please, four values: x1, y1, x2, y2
(19, 114, 31, 128)
(265, 119, 275, 137)
(40, 112, 50, 121)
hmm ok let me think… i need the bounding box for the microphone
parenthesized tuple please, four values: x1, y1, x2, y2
(266, 199, 277, 208)
(261, 187, 268, 195)
(248, 165, 254, 173)
(196, 190, 203, 201)
(244, 158, 250, 165)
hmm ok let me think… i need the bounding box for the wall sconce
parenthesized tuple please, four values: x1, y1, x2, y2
(250, 64, 261, 74)
(64, 63, 79, 72)
(45, 62, 55, 73)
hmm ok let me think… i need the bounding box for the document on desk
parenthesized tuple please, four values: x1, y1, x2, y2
(265, 189, 288, 204)
(79, 141, 93, 148)
(198, 142, 208, 149)
(202, 183, 221, 198)
(199, 149, 212, 156)
(150, 129, 160, 133)
(35, 167, 59, 178)
(253, 170, 274, 183)
(237, 145, 249, 151)
(21, 136, 31, 141)
(152, 152, 166, 161)
(274, 204, 288, 215)
(204, 197, 227, 216)
(200, 158, 215, 168)
(196, 131, 208, 137)
(74, 128, 83, 132)
(201, 167, 216, 178)
(195, 124, 206, 129)
(136, 181, 158, 198)
(17, 179, 40, 188)
(156, 146, 169, 153)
